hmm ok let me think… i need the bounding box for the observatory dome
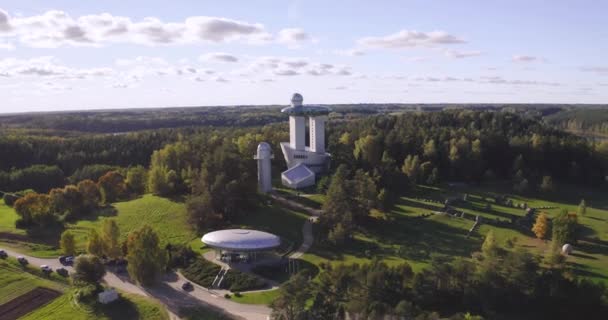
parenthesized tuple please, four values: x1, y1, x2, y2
(202, 229, 281, 251)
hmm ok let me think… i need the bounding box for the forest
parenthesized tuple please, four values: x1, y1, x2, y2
(1, 106, 607, 319)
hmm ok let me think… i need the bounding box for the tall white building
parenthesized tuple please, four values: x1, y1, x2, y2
(254, 142, 273, 193)
(280, 93, 331, 189)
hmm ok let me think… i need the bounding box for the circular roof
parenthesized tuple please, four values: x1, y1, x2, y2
(202, 229, 281, 251)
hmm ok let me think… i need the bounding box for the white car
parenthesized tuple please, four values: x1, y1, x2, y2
(40, 265, 52, 272)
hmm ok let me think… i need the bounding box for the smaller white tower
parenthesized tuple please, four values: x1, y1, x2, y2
(254, 142, 274, 193)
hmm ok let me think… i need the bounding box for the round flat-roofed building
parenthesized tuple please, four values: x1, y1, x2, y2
(202, 229, 281, 263)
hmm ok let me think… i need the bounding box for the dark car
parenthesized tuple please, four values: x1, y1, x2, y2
(182, 282, 193, 291)
(56, 267, 69, 277)
(59, 255, 74, 266)
(17, 256, 28, 265)
(0, 250, 7, 259)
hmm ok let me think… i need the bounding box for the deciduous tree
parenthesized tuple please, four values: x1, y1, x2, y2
(101, 219, 121, 259)
(532, 212, 549, 240)
(60, 230, 76, 256)
(126, 225, 167, 286)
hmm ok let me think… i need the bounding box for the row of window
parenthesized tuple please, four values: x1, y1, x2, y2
(294, 154, 308, 159)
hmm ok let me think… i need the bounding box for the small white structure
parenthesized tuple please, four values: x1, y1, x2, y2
(254, 142, 273, 193)
(280, 93, 331, 189)
(281, 163, 316, 189)
(98, 289, 119, 304)
(562, 243, 573, 255)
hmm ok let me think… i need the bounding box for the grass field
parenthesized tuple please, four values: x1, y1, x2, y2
(20, 292, 169, 320)
(301, 182, 608, 283)
(0, 259, 65, 305)
(230, 290, 280, 305)
(0, 195, 197, 257)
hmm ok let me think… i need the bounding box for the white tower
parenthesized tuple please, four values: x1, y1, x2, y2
(279, 93, 331, 189)
(289, 94, 306, 151)
(255, 142, 273, 193)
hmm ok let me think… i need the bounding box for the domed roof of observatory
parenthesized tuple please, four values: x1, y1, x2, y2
(281, 93, 330, 116)
(202, 229, 281, 251)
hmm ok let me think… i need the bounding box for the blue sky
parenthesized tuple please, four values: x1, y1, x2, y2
(0, 0, 606, 113)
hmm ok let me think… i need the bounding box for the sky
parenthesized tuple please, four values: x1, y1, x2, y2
(0, 0, 607, 113)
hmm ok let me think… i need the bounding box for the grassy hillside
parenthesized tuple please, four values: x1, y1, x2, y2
(0, 195, 197, 257)
(303, 183, 608, 283)
(20, 293, 169, 320)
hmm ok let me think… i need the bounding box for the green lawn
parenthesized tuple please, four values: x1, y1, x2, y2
(0, 195, 197, 257)
(300, 182, 608, 284)
(20, 292, 169, 320)
(230, 290, 280, 305)
(179, 306, 232, 320)
(0, 259, 64, 305)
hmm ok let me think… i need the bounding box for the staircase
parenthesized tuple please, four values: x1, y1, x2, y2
(211, 268, 228, 289)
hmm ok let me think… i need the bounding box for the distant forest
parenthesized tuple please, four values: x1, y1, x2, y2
(0, 104, 606, 135)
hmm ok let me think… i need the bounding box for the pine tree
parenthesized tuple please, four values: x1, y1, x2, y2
(531, 212, 549, 240)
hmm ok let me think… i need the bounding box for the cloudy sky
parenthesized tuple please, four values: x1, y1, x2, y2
(0, 0, 607, 113)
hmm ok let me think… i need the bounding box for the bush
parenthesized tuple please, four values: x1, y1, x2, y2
(3, 193, 20, 206)
(224, 293, 231, 299)
(73, 283, 100, 303)
(234, 292, 242, 297)
(167, 244, 197, 269)
(181, 258, 221, 287)
(223, 269, 266, 292)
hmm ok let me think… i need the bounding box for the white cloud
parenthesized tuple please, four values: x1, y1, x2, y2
(277, 28, 310, 45)
(0, 56, 113, 79)
(358, 30, 465, 49)
(512, 55, 539, 62)
(200, 52, 239, 63)
(581, 66, 608, 74)
(444, 49, 482, 59)
(212, 76, 229, 82)
(0, 9, 282, 47)
(335, 49, 365, 56)
(0, 41, 14, 50)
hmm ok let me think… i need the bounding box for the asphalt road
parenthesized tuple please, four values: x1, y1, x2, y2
(0, 248, 270, 320)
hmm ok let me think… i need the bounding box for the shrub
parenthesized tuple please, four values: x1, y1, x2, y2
(224, 293, 231, 299)
(223, 269, 266, 292)
(181, 258, 221, 287)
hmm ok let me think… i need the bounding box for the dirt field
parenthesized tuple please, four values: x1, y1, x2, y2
(0, 287, 61, 320)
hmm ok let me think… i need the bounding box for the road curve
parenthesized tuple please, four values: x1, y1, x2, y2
(0, 248, 269, 320)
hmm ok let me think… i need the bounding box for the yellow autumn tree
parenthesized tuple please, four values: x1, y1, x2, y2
(532, 212, 549, 240)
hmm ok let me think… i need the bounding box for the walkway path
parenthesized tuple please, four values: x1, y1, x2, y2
(270, 192, 321, 259)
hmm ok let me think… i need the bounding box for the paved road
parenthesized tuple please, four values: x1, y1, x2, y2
(0, 248, 270, 320)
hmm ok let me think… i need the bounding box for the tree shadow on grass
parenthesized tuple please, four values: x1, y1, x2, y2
(94, 296, 141, 320)
(77, 206, 118, 222)
(567, 261, 607, 280)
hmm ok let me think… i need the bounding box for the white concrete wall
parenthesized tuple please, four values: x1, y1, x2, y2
(309, 116, 326, 153)
(290, 116, 306, 150)
(258, 157, 272, 193)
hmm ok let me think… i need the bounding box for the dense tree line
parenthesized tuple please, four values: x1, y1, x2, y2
(272, 238, 608, 320)
(326, 110, 607, 195)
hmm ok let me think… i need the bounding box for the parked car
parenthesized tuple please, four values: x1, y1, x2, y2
(17, 256, 28, 265)
(0, 249, 7, 259)
(59, 255, 74, 266)
(40, 265, 52, 273)
(56, 267, 69, 277)
(182, 281, 193, 291)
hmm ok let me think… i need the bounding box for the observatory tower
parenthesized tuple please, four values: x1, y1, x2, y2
(280, 93, 331, 189)
(255, 142, 273, 193)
